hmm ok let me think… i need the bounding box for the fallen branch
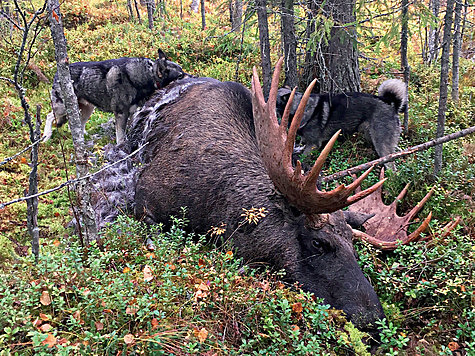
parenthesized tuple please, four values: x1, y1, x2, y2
(0, 138, 42, 167)
(323, 125, 475, 183)
(0, 142, 149, 210)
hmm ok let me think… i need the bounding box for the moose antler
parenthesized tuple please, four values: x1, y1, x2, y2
(251, 58, 386, 218)
(349, 168, 434, 250)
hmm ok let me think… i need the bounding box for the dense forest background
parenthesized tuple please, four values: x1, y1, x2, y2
(0, 0, 474, 354)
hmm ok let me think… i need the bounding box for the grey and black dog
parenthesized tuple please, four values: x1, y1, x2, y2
(276, 79, 407, 170)
(43, 49, 189, 143)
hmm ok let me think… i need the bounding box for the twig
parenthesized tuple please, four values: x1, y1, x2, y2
(0, 142, 149, 210)
(322, 125, 475, 183)
(0, 138, 42, 167)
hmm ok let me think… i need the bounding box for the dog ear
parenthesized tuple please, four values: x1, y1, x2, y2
(158, 49, 168, 61)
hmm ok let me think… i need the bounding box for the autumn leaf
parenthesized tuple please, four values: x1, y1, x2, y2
(39, 313, 49, 321)
(124, 334, 134, 344)
(225, 251, 233, 259)
(72, 310, 81, 323)
(292, 302, 303, 314)
(52, 10, 59, 22)
(123, 267, 131, 273)
(165, 262, 176, 270)
(42, 333, 56, 347)
(53, 239, 60, 246)
(196, 328, 208, 343)
(143, 265, 154, 281)
(291, 325, 300, 332)
(126, 305, 138, 315)
(95, 321, 104, 331)
(40, 323, 53, 332)
(40, 291, 52, 306)
(448, 342, 460, 351)
(20, 157, 27, 164)
(151, 318, 159, 330)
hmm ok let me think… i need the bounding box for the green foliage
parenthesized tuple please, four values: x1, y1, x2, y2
(0, 216, 371, 354)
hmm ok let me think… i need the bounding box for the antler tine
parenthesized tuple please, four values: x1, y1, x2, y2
(349, 169, 435, 250)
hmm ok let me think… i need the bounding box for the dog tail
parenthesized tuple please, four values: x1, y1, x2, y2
(378, 79, 408, 114)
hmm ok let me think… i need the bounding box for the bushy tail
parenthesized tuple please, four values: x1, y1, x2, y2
(378, 79, 408, 114)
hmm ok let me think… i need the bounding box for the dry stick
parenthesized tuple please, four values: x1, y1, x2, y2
(0, 142, 149, 210)
(322, 125, 475, 184)
(0, 138, 42, 167)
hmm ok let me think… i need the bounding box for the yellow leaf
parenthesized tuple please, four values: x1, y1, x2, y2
(225, 251, 233, 259)
(40, 291, 52, 306)
(143, 265, 154, 282)
(123, 267, 131, 273)
(42, 333, 56, 348)
(124, 333, 134, 344)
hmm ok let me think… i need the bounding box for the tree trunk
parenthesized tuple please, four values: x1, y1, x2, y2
(255, 0, 271, 97)
(191, 0, 199, 13)
(314, 0, 360, 93)
(451, 0, 463, 102)
(27, 106, 41, 261)
(401, 0, 410, 134)
(280, 0, 297, 88)
(47, 0, 98, 243)
(126, 0, 134, 21)
(230, 0, 242, 32)
(134, 0, 142, 24)
(200, 0, 205, 29)
(146, 0, 154, 30)
(426, 0, 440, 65)
(302, 0, 318, 90)
(434, 0, 455, 176)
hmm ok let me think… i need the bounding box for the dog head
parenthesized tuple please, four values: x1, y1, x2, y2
(276, 87, 320, 129)
(153, 49, 192, 89)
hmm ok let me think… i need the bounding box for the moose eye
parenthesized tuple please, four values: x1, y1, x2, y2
(311, 239, 323, 251)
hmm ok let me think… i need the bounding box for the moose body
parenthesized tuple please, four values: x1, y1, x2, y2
(117, 75, 385, 332)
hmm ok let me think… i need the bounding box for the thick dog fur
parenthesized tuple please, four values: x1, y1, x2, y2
(43, 50, 189, 143)
(276, 79, 408, 169)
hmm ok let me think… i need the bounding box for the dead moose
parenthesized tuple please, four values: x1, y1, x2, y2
(96, 58, 432, 336)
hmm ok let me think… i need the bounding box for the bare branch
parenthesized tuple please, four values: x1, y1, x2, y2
(0, 142, 149, 210)
(323, 126, 475, 183)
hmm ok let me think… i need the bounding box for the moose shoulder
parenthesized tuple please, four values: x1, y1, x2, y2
(124, 64, 386, 335)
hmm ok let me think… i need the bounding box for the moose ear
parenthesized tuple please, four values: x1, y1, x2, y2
(343, 211, 375, 229)
(158, 49, 168, 60)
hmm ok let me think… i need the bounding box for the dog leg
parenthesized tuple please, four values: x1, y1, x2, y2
(78, 100, 95, 136)
(42, 112, 56, 142)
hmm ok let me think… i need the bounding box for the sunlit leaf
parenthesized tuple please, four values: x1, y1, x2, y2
(42, 333, 56, 347)
(124, 334, 134, 344)
(40, 291, 52, 306)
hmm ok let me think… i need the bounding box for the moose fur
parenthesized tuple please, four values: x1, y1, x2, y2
(94, 76, 385, 334)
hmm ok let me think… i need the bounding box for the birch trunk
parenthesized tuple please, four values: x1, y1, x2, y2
(434, 0, 455, 176)
(47, 0, 98, 243)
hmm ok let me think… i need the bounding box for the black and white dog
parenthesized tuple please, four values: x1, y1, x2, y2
(43, 50, 190, 143)
(276, 79, 408, 170)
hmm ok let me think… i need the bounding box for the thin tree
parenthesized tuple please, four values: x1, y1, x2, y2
(47, 0, 98, 243)
(451, 0, 463, 102)
(280, 0, 297, 88)
(255, 0, 272, 97)
(201, 0, 205, 29)
(426, 0, 440, 65)
(0, 0, 47, 259)
(146, 0, 154, 30)
(230, 0, 242, 32)
(401, 0, 410, 134)
(434, 0, 455, 176)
